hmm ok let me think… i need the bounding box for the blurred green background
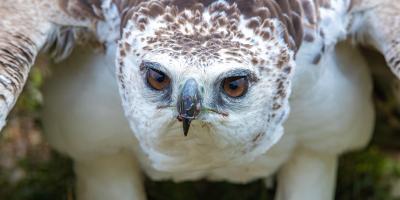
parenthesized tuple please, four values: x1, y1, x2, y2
(0, 48, 400, 200)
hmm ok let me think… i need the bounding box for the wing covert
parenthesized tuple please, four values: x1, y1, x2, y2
(350, 0, 400, 79)
(0, 0, 106, 130)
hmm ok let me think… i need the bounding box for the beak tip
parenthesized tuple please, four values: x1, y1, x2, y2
(182, 118, 191, 136)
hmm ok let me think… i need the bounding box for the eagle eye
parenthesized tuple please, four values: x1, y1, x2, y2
(222, 76, 248, 97)
(146, 68, 171, 91)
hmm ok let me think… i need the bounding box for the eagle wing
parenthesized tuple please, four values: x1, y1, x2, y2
(350, 0, 400, 79)
(0, 0, 104, 129)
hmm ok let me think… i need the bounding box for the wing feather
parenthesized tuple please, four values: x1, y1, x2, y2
(350, 0, 400, 79)
(0, 0, 104, 130)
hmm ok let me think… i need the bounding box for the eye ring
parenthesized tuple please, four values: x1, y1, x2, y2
(146, 68, 171, 91)
(222, 76, 248, 98)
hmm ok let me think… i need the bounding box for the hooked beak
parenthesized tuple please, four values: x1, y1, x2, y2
(177, 78, 202, 136)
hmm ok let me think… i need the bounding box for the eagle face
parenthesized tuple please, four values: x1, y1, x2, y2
(116, 3, 296, 172)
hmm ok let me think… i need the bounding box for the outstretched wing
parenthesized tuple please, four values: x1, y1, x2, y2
(0, 0, 105, 129)
(350, 0, 400, 79)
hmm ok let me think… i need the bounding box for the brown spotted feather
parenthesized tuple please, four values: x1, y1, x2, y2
(117, 0, 328, 52)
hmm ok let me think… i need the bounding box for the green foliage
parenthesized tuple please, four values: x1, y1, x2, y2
(14, 67, 44, 113)
(0, 153, 75, 200)
(337, 147, 400, 200)
(145, 179, 273, 200)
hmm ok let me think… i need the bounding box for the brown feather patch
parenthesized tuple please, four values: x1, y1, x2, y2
(117, 0, 323, 52)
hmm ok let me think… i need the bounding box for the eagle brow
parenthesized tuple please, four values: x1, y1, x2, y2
(217, 69, 258, 83)
(141, 60, 165, 72)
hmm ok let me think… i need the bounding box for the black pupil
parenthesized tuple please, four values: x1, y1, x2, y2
(228, 78, 244, 90)
(229, 80, 240, 90)
(151, 70, 165, 83)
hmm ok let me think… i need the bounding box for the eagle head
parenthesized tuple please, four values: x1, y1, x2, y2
(115, 1, 296, 172)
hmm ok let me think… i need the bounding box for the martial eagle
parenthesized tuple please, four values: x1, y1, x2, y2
(0, 0, 399, 199)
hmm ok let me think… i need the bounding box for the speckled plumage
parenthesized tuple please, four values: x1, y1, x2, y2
(0, 1, 399, 200)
